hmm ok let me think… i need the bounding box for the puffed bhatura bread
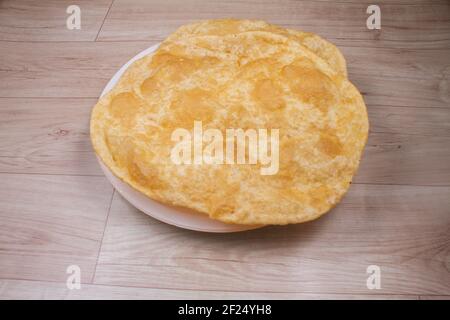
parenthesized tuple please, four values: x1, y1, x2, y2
(90, 19, 369, 225)
(166, 19, 347, 77)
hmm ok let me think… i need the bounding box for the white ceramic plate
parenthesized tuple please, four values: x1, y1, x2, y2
(97, 43, 263, 233)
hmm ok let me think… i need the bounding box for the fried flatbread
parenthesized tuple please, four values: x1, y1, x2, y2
(90, 19, 368, 225)
(165, 19, 347, 77)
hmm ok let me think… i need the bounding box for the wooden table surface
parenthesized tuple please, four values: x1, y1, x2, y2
(0, 0, 449, 300)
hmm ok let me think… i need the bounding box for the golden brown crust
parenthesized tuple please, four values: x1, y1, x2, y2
(90, 19, 368, 225)
(165, 19, 347, 77)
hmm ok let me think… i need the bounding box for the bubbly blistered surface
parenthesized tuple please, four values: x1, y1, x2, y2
(90, 19, 368, 225)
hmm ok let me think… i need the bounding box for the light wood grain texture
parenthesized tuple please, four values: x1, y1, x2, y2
(0, 98, 100, 175)
(0, 174, 113, 283)
(0, 0, 113, 41)
(354, 74, 449, 109)
(367, 106, 450, 137)
(0, 41, 153, 98)
(93, 187, 450, 295)
(0, 279, 420, 300)
(342, 47, 449, 81)
(98, 1, 450, 49)
(419, 295, 450, 300)
(0, 0, 449, 299)
(355, 133, 450, 186)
